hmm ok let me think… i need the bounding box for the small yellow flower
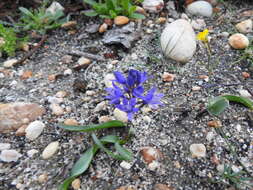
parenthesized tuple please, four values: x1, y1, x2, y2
(197, 29, 209, 42)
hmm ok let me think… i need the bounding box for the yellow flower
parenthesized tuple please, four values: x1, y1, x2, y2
(197, 29, 209, 42)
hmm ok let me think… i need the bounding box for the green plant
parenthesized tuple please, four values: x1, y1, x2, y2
(58, 120, 133, 190)
(0, 24, 17, 56)
(83, 0, 145, 19)
(17, 1, 67, 34)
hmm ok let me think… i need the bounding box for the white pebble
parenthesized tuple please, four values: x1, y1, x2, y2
(0, 143, 11, 151)
(113, 108, 128, 123)
(25, 120, 45, 140)
(27, 149, 39, 158)
(3, 59, 18, 68)
(50, 104, 64, 115)
(63, 69, 72, 75)
(190, 144, 206, 158)
(0, 150, 22, 162)
(94, 101, 106, 112)
(239, 89, 252, 98)
(120, 161, 132, 169)
(42, 141, 59, 159)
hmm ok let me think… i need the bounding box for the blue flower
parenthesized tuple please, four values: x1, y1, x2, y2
(141, 87, 164, 109)
(116, 98, 139, 120)
(105, 82, 124, 105)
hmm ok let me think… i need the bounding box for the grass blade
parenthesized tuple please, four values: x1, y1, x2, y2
(207, 96, 229, 116)
(222, 95, 253, 109)
(115, 142, 133, 161)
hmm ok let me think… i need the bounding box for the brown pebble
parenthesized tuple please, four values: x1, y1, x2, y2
(207, 120, 222, 128)
(153, 184, 174, 190)
(68, 30, 77, 35)
(64, 118, 79, 126)
(242, 72, 250, 78)
(140, 147, 163, 164)
(114, 16, 129, 26)
(61, 21, 77, 29)
(162, 72, 175, 82)
(228, 33, 249, 49)
(48, 74, 56, 81)
(38, 173, 48, 183)
(20, 70, 33, 80)
(211, 154, 220, 165)
(116, 186, 135, 190)
(99, 23, 108, 33)
(71, 178, 81, 190)
(198, 75, 209, 80)
(15, 125, 27, 136)
(104, 18, 113, 26)
(156, 17, 166, 24)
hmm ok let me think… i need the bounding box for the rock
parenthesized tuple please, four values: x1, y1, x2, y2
(190, 144, 206, 158)
(220, 32, 229, 38)
(71, 178, 81, 190)
(25, 120, 45, 140)
(216, 164, 224, 173)
(47, 96, 64, 104)
(181, 13, 189, 21)
(78, 57, 91, 65)
(61, 21, 77, 29)
(0, 102, 45, 133)
(113, 108, 128, 123)
(63, 68, 72, 75)
(120, 161, 132, 169)
(15, 125, 27, 136)
(153, 184, 174, 190)
(148, 160, 160, 171)
(86, 24, 99, 33)
(27, 149, 39, 157)
(114, 16, 129, 26)
(85, 90, 96, 96)
(207, 120, 222, 128)
(61, 55, 73, 64)
(192, 86, 201, 91)
(46, 2, 64, 15)
(104, 73, 115, 88)
(242, 72, 250, 79)
(99, 23, 108, 33)
(0, 149, 22, 162)
(186, 1, 213, 17)
(42, 141, 59, 159)
(99, 116, 111, 123)
(55, 91, 67, 98)
(94, 101, 106, 112)
(0, 143, 11, 151)
(239, 89, 252, 98)
(104, 18, 113, 26)
(142, 0, 164, 13)
(162, 72, 175, 82)
(235, 19, 252, 34)
(38, 173, 48, 183)
(156, 17, 166, 24)
(50, 104, 64, 115)
(191, 19, 206, 30)
(206, 132, 216, 142)
(116, 186, 136, 190)
(20, 70, 33, 80)
(161, 19, 196, 63)
(64, 118, 79, 126)
(3, 59, 18, 68)
(140, 147, 162, 164)
(228, 33, 249, 49)
(135, 6, 146, 15)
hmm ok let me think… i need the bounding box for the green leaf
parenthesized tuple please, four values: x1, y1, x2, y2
(130, 12, 145, 19)
(222, 95, 253, 110)
(83, 0, 98, 6)
(91, 133, 126, 160)
(115, 142, 133, 161)
(84, 10, 98, 17)
(207, 96, 229, 116)
(19, 7, 34, 17)
(59, 120, 125, 132)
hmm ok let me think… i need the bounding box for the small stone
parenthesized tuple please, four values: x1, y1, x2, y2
(104, 18, 113, 26)
(190, 144, 206, 158)
(162, 72, 175, 82)
(191, 19, 206, 30)
(63, 68, 72, 75)
(48, 96, 64, 104)
(46, 2, 64, 15)
(143, 116, 151, 123)
(3, 59, 18, 68)
(15, 125, 27, 136)
(27, 149, 39, 157)
(0, 149, 22, 162)
(156, 17, 166, 24)
(42, 141, 59, 159)
(220, 32, 229, 38)
(216, 164, 224, 173)
(148, 160, 160, 170)
(114, 16, 129, 26)
(55, 91, 67, 98)
(174, 161, 181, 168)
(20, 43, 29, 52)
(211, 154, 220, 165)
(206, 131, 215, 142)
(61, 21, 77, 29)
(71, 178, 81, 190)
(0, 143, 11, 151)
(242, 72, 250, 78)
(38, 173, 48, 183)
(198, 75, 209, 81)
(140, 147, 162, 164)
(120, 161, 132, 169)
(99, 23, 108, 33)
(239, 89, 252, 98)
(181, 13, 189, 20)
(50, 104, 64, 115)
(48, 74, 56, 81)
(99, 116, 111, 123)
(25, 120, 45, 140)
(64, 118, 79, 126)
(104, 73, 115, 88)
(61, 55, 73, 64)
(207, 120, 222, 128)
(78, 57, 91, 65)
(94, 101, 106, 112)
(153, 184, 174, 190)
(85, 90, 96, 96)
(142, 0, 164, 13)
(135, 6, 146, 15)
(116, 186, 135, 190)
(192, 86, 201, 91)
(111, 60, 119, 64)
(113, 108, 128, 123)
(235, 19, 252, 34)
(228, 33, 249, 49)
(186, 1, 213, 17)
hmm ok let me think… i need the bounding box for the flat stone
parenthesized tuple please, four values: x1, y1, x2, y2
(190, 144, 206, 158)
(0, 143, 11, 151)
(0, 149, 22, 162)
(25, 120, 45, 140)
(42, 141, 59, 159)
(0, 102, 45, 133)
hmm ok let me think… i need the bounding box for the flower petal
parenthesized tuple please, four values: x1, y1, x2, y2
(114, 71, 126, 84)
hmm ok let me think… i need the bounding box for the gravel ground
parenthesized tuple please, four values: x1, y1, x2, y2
(0, 1, 253, 190)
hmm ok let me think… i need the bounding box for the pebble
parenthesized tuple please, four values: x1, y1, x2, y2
(153, 184, 174, 190)
(25, 120, 45, 140)
(181, 13, 189, 21)
(42, 141, 59, 159)
(99, 23, 108, 33)
(114, 16, 129, 25)
(50, 104, 64, 115)
(94, 101, 106, 112)
(162, 72, 175, 82)
(27, 149, 39, 157)
(228, 33, 249, 49)
(192, 86, 201, 91)
(189, 144, 206, 158)
(235, 19, 252, 34)
(120, 161, 132, 169)
(113, 108, 128, 123)
(104, 73, 115, 88)
(140, 147, 162, 164)
(206, 131, 215, 141)
(116, 186, 136, 190)
(85, 90, 96, 96)
(220, 31, 230, 38)
(71, 178, 81, 190)
(63, 68, 72, 75)
(55, 91, 67, 98)
(239, 89, 252, 98)
(156, 17, 166, 24)
(3, 59, 18, 68)
(207, 120, 222, 128)
(242, 72, 250, 79)
(38, 173, 48, 183)
(47, 96, 64, 104)
(0, 102, 45, 133)
(15, 125, 27, 136)
(20, 70, 33, 80)
(216, 164, 224, 173)
(64, 118, 79, 126)
(61, 21, 77, 29)
(0, 149, 22, 162)
(186, 1, 213, 17)
(142, 0, 164, 13)
(46, 1, 64, 15)
(61, 55, 73, 64)
(143, 116, 151, 123)
(191, 19, 206, 30)
(148, 160, 160, 170)
(0, 143, 11, 151)
(99, 115, 111, 123)
(78, 57, 91, 65)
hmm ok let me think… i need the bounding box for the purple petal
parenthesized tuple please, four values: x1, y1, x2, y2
(114, 71, 126, 84)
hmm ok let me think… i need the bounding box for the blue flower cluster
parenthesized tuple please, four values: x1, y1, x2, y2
(105, 69, 164, 120)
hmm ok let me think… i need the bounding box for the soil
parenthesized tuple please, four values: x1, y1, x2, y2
(0, 1, 253, 190)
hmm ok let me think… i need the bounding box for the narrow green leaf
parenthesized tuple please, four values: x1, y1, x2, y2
(58, 176, 76, 190)
(91, 133, 125, 160)
(59, 120, 125, 132)
(19, 7, 34, 17)
(100, 135, 119, 143)
(115, 142, 133, 161)
(222, 95, 253, 110)
(207, 96, 229, 116)
(130, 12, 145, 19)
(84, 10, 98, 17)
